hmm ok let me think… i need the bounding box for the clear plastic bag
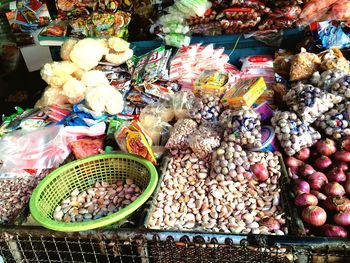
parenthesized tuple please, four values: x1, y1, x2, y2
(190, 93, 223, 124)
(0, 125, 73, 172)
(165, 118, 198, 150)
(272, 111, 321, 156)
(172, 91, 196, 120)
(219, 107, 262, 149)
(283, 83, 343, 123)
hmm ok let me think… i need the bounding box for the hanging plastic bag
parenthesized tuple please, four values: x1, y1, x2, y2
(172, 91, 196, 120)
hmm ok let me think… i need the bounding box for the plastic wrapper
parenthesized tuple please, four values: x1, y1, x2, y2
(289, 49, 321, 81)
(219, 107, 262, 149)
(0, 125, 73, 172)
(273, 50, 294, 79)
(313, 21, 350, 50)
(220, 17, 261, 33)
(316, 102, 350, 140)
(269, 5, 302, 20)
(331, 76, 350, 100)
(284, 83, 343, 123)
(298, 0, 337, 26)
(165, 118, 198, 150)
(272, 111, 321, 156)
(318, 48, 350, 72)
(164, 33, 191, 48)
(329, 0, 350, 21)
(194, 70, 229, 95)
(69, 138, 104, 159)
(190, 93, 223, 124)
(188, 124, 221, 159)
(115, 120, 157, 164)
(187, 9, 217, 26)
(241, 55, 275, 84)
(216, 7, 260, 20)
(310, 69, 347, 90)
(172, 91, 196, 120)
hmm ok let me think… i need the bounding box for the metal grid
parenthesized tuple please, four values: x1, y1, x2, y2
(0, 228, 349, 263)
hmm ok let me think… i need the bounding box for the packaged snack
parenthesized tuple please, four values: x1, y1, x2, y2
(165, 118, 198, 150)
(241, 55, 275, 85)
(254, 102, 274, 122)
(283, 83, 343, 123)
(115, 120, 157, 164)
(272, 111, 321, 156)
(194, 70, 229, 95)
(221, 77, 267, 109)
(70, 138, 104, 159)
(289, 49, 321, 81)
(219, 107, 262, 149)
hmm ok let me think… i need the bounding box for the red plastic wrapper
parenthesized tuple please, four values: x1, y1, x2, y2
(298, 0, 337, 26)
(269, 5, 302, 20)
(70, 138, 104, 159)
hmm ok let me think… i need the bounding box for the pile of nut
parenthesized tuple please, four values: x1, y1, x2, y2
(219, 108, 262, 149)
(272, 111, 321, 156)
(316, 102, 350, 140)
(283, 83, 342, 123)
(148, 148, 287, 235)
(190, 94, 223, 124)
(331, 75, 350, 99)
(53, 179, 142, 223)
(165, 118, 198, 150)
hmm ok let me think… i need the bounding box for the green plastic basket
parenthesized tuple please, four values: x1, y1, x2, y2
(29, 153, 158, 232)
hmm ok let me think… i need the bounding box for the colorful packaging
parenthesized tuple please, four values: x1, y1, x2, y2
(221, 77, 267, 109)
(70, 138, 104, 159)
(194, 70, 229, 95)
(251, 126, 277, 152)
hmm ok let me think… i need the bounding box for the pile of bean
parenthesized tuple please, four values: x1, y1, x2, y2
(53, 180, 142, 223)
(148, 149, 287, 235)
(165, 118, 197, 150)
(272, 111, 321, 156)
(283, 83, 342, 123)
(190, 94, 223, 124)
(331, 75, 350, 99)
(310, 69, 346, 90)
(316, 102, 350, 140)
(188, 125, 221, 159)
(219, 108, 262, 149)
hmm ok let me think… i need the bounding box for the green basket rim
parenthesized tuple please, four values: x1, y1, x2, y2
(29, 153, 158, 232)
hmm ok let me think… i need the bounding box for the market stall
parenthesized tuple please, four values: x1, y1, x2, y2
(1, 0, 350, 262)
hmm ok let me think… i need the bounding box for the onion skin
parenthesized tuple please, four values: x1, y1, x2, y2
(301, 206, 327, 227)
(310, 190, 327, 201)
(314, 155, 332, 171)
(299, 164, 315, 179)
(334, 151, 350, 162)
(335, 162, 348, 172)
(251, 163, 269, 182)
(260, 217, 281, 231)
(295, 148, 310, 161)
(289, 166, 299, 179)
(294, 179, 310, 195)
(323, 182, 346, 197)
(295, 193, 318, 207)
(324, 196, 350, 212)
(345, 180, 350, 195)
(334, 211, 350, 226)
(308, 172, 328, 190)
(327, 168, 346, 183)
(322, 224, 348, 238)
(286, 157, 304, 167)
(315, 139, 337, 156)
(341, 136, 350, 151)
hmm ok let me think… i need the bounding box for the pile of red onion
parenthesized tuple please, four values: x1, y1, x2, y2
(286, 136, 350, 238)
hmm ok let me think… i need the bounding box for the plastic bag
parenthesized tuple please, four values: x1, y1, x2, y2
(316, 102, 350, 140)
(329, 0, 350, 20)
(188, 124, 221, 159)
(331, 75, 350, 99)
(165, 118, 198, 150)
(172, 91, 196, 120)
(283, 83, 343, 123)
(219, 107, 262, 149)
(190, 93, 223, 124)
(272, 111, 321, 156)
(69, 138, 104, 159)
(298, 0, 337, 26)
(289, 49, 321, 81)
(0, 125, 73, 172)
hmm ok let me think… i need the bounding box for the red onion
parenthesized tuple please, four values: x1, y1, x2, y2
(294, 179, 310, 195)
(334, 151, 350, 162)
(324, 196, 350, 212)
(251, 163, 269, 182)
(335, 162, 348, 172)
(286, 157, 304, 168)
(301, 206, 327, 227)
(260, 217, 281, 231)
(341, 136, 350, 151)
(299, 164, 315, 179)
(295, 193, 318, 207)
(315, 139, 337, 156)
(334, 211, 350, 226)
(347, 172, 350, 181)
(314, 155, 332, 171)
(289, 166, 299, 179)
(308, 172, 328, 190)
(345, 180, 350, 195)
(310, 190, 327, 201)
(323, 182, 345, 197)
(322, 224, 348, 238)
(327, 168, 346, 183)
(294, 148, 310, 161)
